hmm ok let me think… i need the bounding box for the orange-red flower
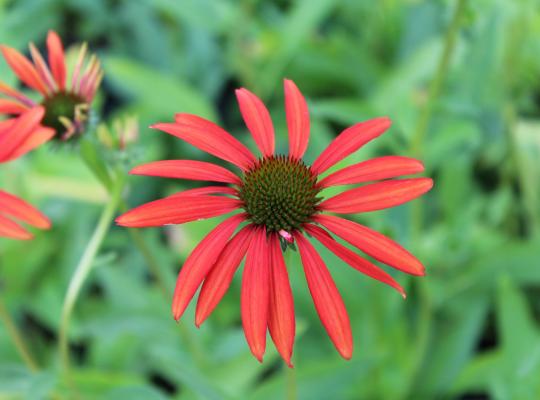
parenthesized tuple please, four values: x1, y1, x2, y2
(0, 108, 51, 239)
(117, 80, 433, 365)
(0, 30, 102, 141)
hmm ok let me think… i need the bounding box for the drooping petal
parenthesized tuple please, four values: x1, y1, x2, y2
(0, 99, 28, 114)
(318, 178, 433, 214)
(312, 117, 392, 175)
(71, 42, 87, 90)
(152, 114, 256, 171)
(314, 214, 425, 275)
(3, 126, 54, 162)
(304, 224, 405, 297)
(0, 214, 32, 240)
(46, 30, 66, 90)
(172, 213, 246, 320)
(241, 226, 270, 362)
(130, 160, 242, 185)
(295, 232, 353, 359)
(0, 45, 48, 95)
(167, 186, 238, 199)
(86, 70, 103, 101)
(76, 54, 96, 94)
(29, 43, 56, 94)
(0, 107, 45, 162)
(267, 233, 295, 367)
(284, 79, 310, 160)
(195, 224, 254, 326)
(116, 195, 241, 227)
(236, 88, 275, 157)
(318, 156, 425, 188)
(0, 191, 50, 229)
(79, 57, 101, 100)
(0, 81, 35, 106)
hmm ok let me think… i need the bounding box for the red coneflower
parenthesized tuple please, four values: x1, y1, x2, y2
(117, 80, 433, 365)
(0, 107, 52, 239)
(0, 30, 102, 141)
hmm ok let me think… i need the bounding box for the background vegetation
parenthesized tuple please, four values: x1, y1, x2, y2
(1, 0, 540, 399)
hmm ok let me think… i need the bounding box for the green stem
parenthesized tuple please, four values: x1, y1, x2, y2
(58, 174, 124, 370)
(84, 142, 209, 369)
(410, 0, 467, 157)
(286, 363, 297, 400)
(403, 1, 467, 398)
(0, 298, 39, 371)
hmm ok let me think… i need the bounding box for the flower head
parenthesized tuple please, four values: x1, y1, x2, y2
(117, 80, 433, 365)
(0, 31, 102, 141)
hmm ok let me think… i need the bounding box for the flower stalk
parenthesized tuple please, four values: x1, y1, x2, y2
(403, 0, 467, 398)
(58, 170, 125, 370)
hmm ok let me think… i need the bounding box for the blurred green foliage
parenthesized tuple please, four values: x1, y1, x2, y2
(1, 0, 540, 399)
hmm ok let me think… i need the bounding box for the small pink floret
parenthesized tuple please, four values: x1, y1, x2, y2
(279, 229, 294, 243)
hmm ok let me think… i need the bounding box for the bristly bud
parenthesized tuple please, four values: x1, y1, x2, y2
(97, 115, 139, 151)
(239, 155, 321, 233)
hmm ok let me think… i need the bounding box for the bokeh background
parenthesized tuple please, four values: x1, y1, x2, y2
(1, 0, 540, 399)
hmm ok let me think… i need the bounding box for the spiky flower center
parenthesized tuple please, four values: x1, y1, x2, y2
(41, 91, 87, 138)
(239, 155, 321, 233)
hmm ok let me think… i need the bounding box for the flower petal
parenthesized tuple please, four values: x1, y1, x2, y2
(0, 80, 34, 105)
(71, 42, 87, 90)
(236, 88, 275, 157)
(195, 224, 254, 326)
(313, 214, 425, 275)
(0, 191, 51, 229)
(319, 178, 433, 214)
(0, 214, 32, 240)
(312, 117, 392, 175)
(115, 195, 241, 227)
(318, 156, 425, 188)
(4, 126, 54, 162)
(131, 160, 242, 185)
(0, 107, 45, 162)
(0, 99, 29, 114)
(268, 233, 295, 367)
(241, 226, 270, 362)
(172, 213, 246, 320)
(47, 30, 66, 90)
(304, 224, 405, 297)
(152, 114, 256, 170)
(0, 45, 48, 95)
(284, 79, 310, 159)
(29, 43, 56, 94)
(167, 186, 238, 199)
(295, 232, 353, 359)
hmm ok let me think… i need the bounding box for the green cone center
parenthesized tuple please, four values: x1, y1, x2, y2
(239, 155, 321, 233)
(41, 91, 86, 135)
